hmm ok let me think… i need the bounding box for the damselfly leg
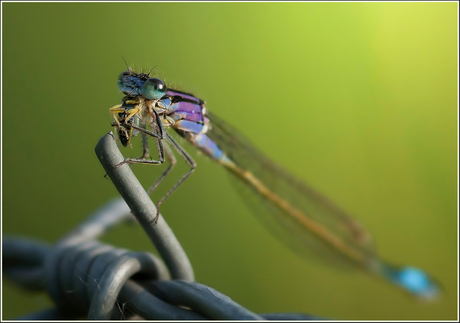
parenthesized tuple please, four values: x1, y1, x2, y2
(155, 133, 196, 220)
(114, 106, 196, 224)
(146, 142, 176, 195)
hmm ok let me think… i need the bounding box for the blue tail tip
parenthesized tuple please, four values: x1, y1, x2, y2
(394, 266, 440, 300)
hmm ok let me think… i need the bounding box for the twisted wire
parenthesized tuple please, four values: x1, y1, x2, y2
(4, 236, 317, 320)
(2, 132, 319, 320)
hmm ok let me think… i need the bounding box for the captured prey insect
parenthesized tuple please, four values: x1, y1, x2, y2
(109, 69, 440, 300)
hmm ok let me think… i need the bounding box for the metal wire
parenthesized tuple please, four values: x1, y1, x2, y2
(95, 132, 194, 282)
(2, 132, 319, 320)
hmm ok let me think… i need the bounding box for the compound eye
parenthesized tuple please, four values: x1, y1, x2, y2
(142, 78, 166, 100)
(117, 71, 130, 89)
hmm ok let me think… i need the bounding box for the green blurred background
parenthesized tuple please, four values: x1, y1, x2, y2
(2, 2, 457, 320)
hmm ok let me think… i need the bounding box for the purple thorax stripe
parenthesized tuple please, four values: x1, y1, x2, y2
(166, 90, 201, 104)
(170, 101, 204, 123)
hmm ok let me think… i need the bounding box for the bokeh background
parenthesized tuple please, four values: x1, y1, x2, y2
(2, 2, 457, 320)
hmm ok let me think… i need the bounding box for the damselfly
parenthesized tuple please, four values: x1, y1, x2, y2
(109, 68, 439, 299)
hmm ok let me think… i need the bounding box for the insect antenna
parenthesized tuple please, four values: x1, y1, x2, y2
(147, 65, 157, 77)
(121, 56, 131, 72)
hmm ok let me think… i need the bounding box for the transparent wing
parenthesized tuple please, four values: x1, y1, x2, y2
(204, 111, 377, 270)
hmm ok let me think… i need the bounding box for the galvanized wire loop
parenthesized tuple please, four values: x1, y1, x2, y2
(88, 251, 166, 319)
(5, 235, 319, 320)
(95, 132, 194, 282)
(43, 239, 169, 319)
(2, 132, 319, 320)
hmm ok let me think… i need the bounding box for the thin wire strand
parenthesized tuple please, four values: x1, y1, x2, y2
(94, 131, 194, 281)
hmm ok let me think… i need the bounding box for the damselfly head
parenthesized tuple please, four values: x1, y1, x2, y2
(118, 70, 166, 101)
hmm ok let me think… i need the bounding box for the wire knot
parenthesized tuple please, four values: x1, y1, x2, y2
(44, 239, 168, 319)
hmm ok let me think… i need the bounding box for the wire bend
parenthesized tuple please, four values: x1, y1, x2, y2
(94, 132, 194, 282)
